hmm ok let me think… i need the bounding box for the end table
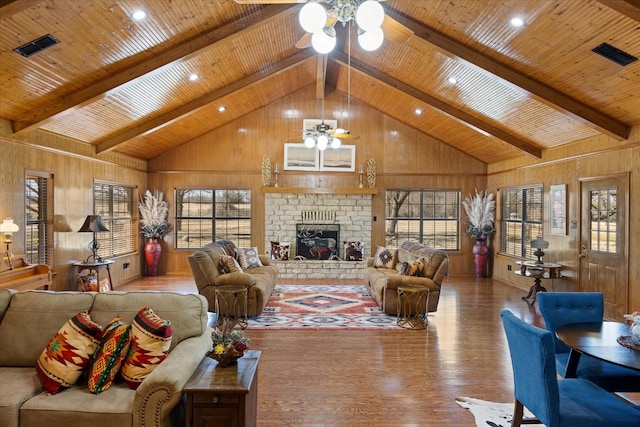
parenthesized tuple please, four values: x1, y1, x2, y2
(184, 350, 260, 427)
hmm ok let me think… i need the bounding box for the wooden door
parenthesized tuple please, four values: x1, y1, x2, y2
(579, 174, 629, 320)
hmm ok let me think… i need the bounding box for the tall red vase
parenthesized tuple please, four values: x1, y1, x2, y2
(144, 237, 161, 277)
(473, 239, 489, 278)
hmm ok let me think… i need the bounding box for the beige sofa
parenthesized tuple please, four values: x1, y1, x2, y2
(187, 239, 277, 317)
(0, 289, 211, 427)
(363, 241, 449, 315)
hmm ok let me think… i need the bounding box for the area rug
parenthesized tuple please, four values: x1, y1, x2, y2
(247, 285, 400, 330)
(456, 397, 543, 427)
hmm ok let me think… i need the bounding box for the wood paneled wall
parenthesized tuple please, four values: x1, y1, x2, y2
(488, 127, 640, 311)
(0, 120, 147, 291)
(147, 86, 488, 276)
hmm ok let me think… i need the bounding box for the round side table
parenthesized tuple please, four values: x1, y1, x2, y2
(396, 284, 430, 329)
(215, 284, 249, 329)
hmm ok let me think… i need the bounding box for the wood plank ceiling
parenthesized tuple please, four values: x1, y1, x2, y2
(0, 0, 638, 163)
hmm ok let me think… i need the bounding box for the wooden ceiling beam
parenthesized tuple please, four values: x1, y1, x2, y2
(597, 0, 640, 22)
(0, 0, 41, 17)
(333, 52, 542, 158)
(386, 10, 631, 141)
(12, 4, 297, 134)
(95, 49, 315, 155)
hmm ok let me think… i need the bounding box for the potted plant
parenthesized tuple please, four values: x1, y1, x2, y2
(462, 189, 495, 278)
(206, 319, 251, 367)
(138, 190, 170, 276)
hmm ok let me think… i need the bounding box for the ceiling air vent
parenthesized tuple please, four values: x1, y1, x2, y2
(13, 34, 60, 58)
(591, 42, 637, 66)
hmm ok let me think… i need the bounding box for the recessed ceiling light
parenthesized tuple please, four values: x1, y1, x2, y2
(131, 10, 147, 21)
(510, 16, 525, 27)
(218, 106, 226, 113)
(414, 108, 423, 115)
(448, 77, 458, 85)
(189, 73, 199, 81)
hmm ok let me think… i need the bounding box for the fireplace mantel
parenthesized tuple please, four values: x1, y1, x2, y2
(262, 187, 377, 195)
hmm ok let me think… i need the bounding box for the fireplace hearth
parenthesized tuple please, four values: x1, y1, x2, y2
(295, 224, 340, 260)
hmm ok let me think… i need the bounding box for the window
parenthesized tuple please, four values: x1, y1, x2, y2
(589, 188, 617, 254)
(385, 190, 460, 250)
(175, 189, 252, 249)
(93, 182, 135, 258)
(25, 173, 53, 266)
(500, 185, 543, 259)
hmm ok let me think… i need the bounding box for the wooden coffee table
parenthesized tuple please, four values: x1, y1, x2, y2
(184, 350, 260, 427)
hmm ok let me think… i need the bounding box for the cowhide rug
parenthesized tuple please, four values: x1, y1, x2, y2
(456, 396, 544, 427)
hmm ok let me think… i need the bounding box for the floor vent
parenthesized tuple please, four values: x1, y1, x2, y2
(13, 34, 60, 58)
(592, 42, 637, 66)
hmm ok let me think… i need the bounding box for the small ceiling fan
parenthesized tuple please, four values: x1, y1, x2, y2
(233, 0, 413, 52)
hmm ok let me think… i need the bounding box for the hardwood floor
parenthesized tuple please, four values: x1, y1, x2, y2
(118, 274, 544, 426)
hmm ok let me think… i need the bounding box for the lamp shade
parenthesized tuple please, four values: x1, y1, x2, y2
(530, 236, 549, 249)
(0, 218, 19, 233)
(78, 215, 109, 233)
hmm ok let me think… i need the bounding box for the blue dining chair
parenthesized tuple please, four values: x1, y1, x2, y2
(538, 292, 640, 391)
(500, 310, 640, 427)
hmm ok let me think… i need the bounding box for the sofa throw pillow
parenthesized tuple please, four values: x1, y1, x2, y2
(238, 247, 263, 269)
(87, 317, 132, 394)
(271, 241, 291, 261)
(399, 258, 425, 277)
(219, 255, 243, 274)
(344, 241, 364, 261)
(373, 246, 397, 269)
(35, 311, 103, 395)
(120, 307, 173, 390)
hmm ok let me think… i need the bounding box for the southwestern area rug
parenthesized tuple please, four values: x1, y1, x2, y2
(247, 285, 400, 330)
(456, 397, 543, 427)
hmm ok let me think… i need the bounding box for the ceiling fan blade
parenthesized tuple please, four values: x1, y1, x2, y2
(233, 0, 307, 4)
(331, 130, 360, 140)
(382, 15, 413, 43)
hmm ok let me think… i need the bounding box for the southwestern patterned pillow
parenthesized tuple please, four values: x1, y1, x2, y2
(219, 255, 243, 274)
(87, 317, 132, 394)
(344, 241, 364, 261)
(373, 246, 397, 269)
(120, 307, 173, 390)
(35, 311, 103, 395)
(399, 258, 425, 277)
(238, 247, 263, 269)
(271, 241, 291, 261)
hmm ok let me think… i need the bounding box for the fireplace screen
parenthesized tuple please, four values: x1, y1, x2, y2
(295, 224, 340, 260)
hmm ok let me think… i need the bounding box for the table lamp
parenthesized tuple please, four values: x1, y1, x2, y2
(0, 218, 19, 270)
(78, 215, 109, 262)
(530, 236, 549, 265)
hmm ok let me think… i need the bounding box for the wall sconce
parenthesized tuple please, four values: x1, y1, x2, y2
(0, 218, 20, 270)
(78, 215, 109, 263)
(530, 236, 549, 265)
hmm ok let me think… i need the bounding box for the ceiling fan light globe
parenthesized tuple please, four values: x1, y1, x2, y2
(299, 3, 327, 34)
(311, 31, 336, 54)
(304, 136, 316, 148)
(330, 138, 341, 149)
(355, 1, 384, 32)
(358, 27, 384, 51)
(317, 134, 329, 150)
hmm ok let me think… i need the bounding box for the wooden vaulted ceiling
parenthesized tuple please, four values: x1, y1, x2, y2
(0, 0, 638, 164)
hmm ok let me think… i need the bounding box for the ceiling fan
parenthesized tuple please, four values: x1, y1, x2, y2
(233, 0, 413, 52)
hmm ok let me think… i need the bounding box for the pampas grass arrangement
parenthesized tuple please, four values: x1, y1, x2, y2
(462, 189, 495, 240)
(139, 190, 170, 239)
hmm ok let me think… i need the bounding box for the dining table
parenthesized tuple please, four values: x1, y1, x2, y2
(555, 321, 640, 377)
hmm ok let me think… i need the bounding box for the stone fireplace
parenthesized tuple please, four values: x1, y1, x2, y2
(264, 192, 373, 279)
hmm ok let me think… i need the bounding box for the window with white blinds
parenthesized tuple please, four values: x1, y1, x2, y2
(500, 185, 543, 259)
(25, 172, 53, 266)
(93, 182, 135, 258)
